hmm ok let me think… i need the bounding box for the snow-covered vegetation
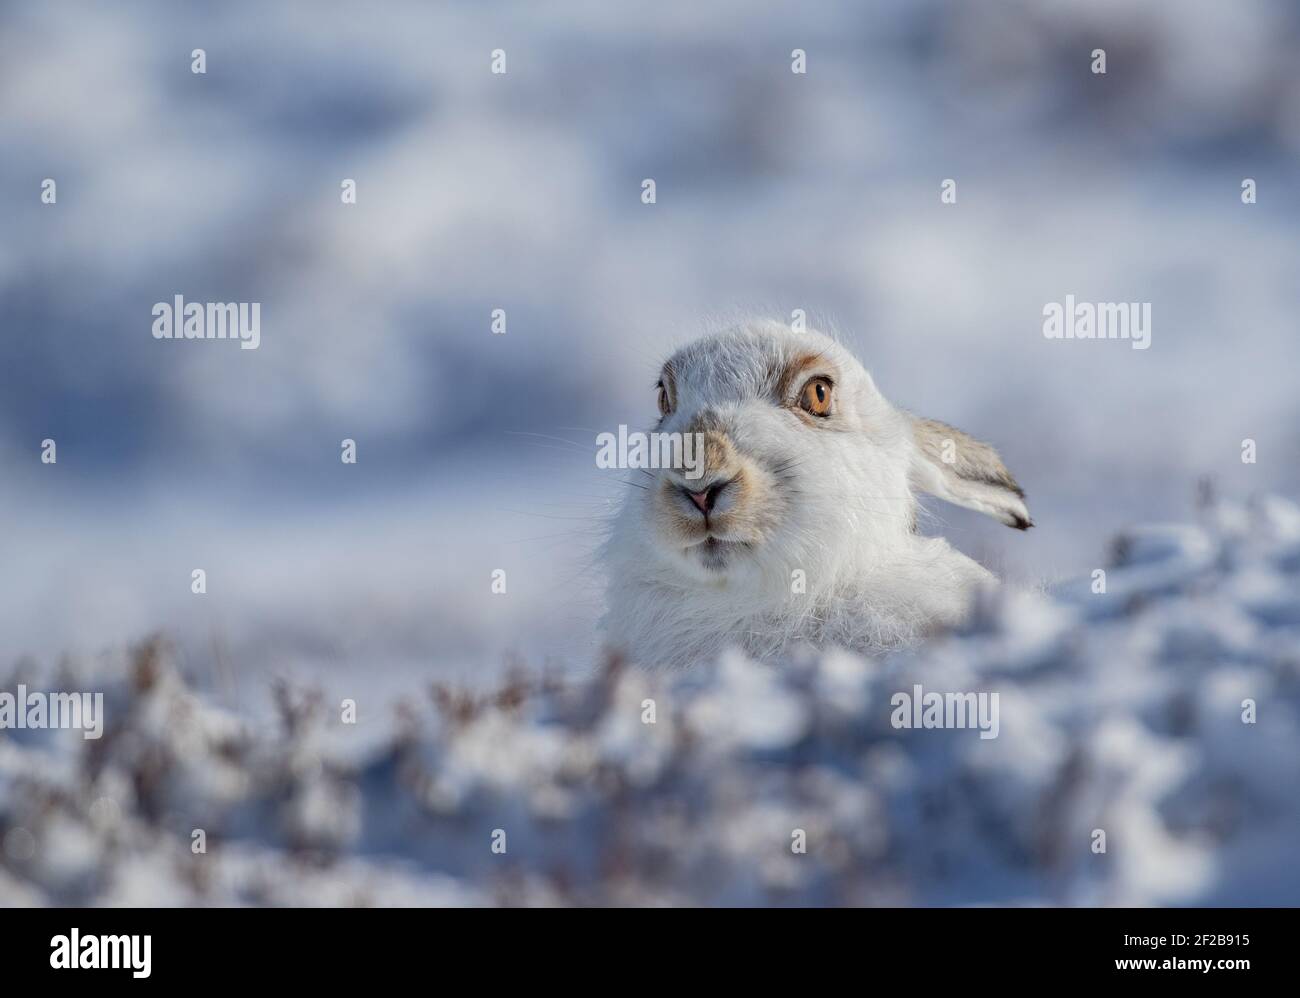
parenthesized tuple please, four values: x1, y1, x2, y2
(4, 494, 1297, 906)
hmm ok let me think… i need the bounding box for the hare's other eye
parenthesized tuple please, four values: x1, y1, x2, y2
(798, 376, 833, 417)
(656, 381, 672, 417)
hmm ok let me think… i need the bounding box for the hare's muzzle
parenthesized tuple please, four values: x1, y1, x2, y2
(652, 421, 776, 562)
(682, 476, 735, 516)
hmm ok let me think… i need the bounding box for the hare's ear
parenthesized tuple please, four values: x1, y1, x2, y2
(908, 417, 1033, 529)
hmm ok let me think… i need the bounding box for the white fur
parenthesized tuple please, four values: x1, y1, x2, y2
(601, 319, 1030, 669)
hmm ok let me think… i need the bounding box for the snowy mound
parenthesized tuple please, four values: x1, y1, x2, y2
(2, 496, 1299, 906)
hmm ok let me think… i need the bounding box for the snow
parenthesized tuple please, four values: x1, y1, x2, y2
(2, 495, 1298, 906)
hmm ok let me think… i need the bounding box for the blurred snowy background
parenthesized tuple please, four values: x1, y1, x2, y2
(2, 1, 1300, 904)
(4, 0, 1300, 688)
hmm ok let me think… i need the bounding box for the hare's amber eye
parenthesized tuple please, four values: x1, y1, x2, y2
(656, 381, 671, 416)
(798, 377, 833, 417)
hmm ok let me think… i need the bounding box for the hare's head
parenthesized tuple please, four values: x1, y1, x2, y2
(625, 319, 1030, 588)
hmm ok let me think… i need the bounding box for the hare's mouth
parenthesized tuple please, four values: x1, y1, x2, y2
(685, 535, 749, 571)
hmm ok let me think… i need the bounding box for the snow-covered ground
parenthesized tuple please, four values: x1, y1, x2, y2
(3, 494, 1297, 906)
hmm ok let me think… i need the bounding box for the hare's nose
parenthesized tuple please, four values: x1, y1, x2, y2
(686, 489, 711, 514)
(682, 478, 733, 515)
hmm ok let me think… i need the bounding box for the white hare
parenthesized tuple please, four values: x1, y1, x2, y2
(601, 319, 1032, 669)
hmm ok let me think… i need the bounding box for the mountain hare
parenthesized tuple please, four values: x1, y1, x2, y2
(602, 319, 1031, 669)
